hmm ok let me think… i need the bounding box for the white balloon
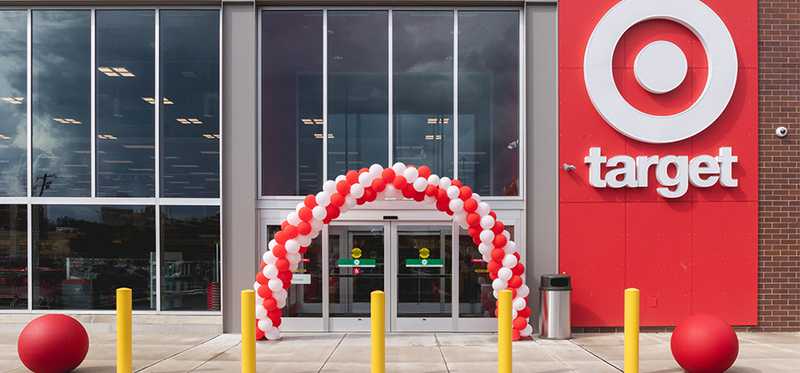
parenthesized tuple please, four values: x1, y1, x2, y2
(479, 230, 495, 244)
(287, 253, 302, 265)
(513, 297, 527, 311)
(315, 191, 331, 207)
(289, 261, 299, 271)
(311, 219, 323, 232)
(344, 196, 357, 209)
(268, 278, 283, 292)
(412, 177, 427, 192)
(493, 289, 499, 299)
(502, 254, 518, 268)
(482, 253, 492, 263)
(297, 235, 311, 247)
(427, 174, 440, 186)
(517, 284, 530, 298)
(449, 198, 464, 213)
(392, 162, 406, 174)
(492, 278, 507, 291)
(477, 202, 490, 216)
(276, 297, 286, 309)
(263, 264, 278, 279)
(478, 243, 492, 255)
(262, 251, 277, 264)
(403, 167, 419, 181)
(446, 185, 460, 199)
(498, 267, 513, 281)
(268, 239, 277, 250)
(511, 308, 518, 320)
(369, 164, 383, 175)
(350, 183, 365, 198)
(255, 295, 264, 305)
(504, 241, 518, 254)
(255, 304, 267, 319)
(295, 202, 305, 212)
(439, 177, 452, 189)
(454, 213, 468, 229)
(273, 289, 287, 302)
(358, 171, 371, 186)
(335, 175, 346, 182)
(520, 324, 533, 337)
(266, 327, 281, 341)
(323, 180, 336, 192)
(257, 319, 273, 332)
(312, 206, 327, 220)
(253, 282, 261, 291)
(480, 215, 495, 230)
(287, 212, 301, 225)
(503, 230, 511, 239)
(472, 193, 481, 202)
(285, 239, 300, 254)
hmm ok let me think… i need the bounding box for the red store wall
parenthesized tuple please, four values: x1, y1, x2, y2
(558, 0, 759, 327)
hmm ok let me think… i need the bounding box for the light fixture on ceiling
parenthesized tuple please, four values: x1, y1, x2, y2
(142, 97, 156, 104)
(425, 134, 443, 141)
(427, 117, 449, 125)
(98, 66, 135, 77)
(97, 134, 118, 140)
(162, 97, 174, 105)
(202, 133, 221, 140)
(1, 97, 24, 105)
(53, 118, 81, 125)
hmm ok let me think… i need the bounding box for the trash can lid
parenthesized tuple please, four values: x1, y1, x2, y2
(540, 274, 571, 290)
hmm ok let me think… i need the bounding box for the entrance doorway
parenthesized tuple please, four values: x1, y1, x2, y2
(328, 222, 453, 331)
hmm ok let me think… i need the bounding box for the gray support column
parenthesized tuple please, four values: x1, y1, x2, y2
(222, 1, 257, 333)
(525, 3, 559, 329)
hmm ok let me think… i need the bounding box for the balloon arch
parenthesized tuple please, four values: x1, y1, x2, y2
(253, 163, 532, 340)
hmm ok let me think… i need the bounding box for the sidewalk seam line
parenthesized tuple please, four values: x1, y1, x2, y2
(434, 333, 452, 373)
(569, 339, 623, 372)
(134, 334, 222, 372)
(317, 332, 347, 373)
(189, 335, 241, 373)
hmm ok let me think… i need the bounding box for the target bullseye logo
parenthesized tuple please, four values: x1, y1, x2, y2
(584, 0, 738, 144)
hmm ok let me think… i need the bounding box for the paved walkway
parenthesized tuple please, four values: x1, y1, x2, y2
(3, 327, 800, 372)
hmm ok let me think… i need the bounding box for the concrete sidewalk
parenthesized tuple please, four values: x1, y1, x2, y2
(3, 327, 800, 372)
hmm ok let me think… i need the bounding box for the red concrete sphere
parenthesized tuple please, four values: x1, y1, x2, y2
(671, 314, 739, 373)
(18, 314, 89, 373)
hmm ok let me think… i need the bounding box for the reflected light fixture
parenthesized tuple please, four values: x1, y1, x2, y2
(1, 97, 24, 105)
(301, 118, 324, 125)
(142, 97, 156, 104)
(97, 134, 118, 140)
(202, 133, 221, 140)
(424, 134, 443, 141)
(427, 117, 449, 125)
(53, 118, 82, 125)
(313, 133, 334, 139)
(0, 134, 10, 140)
(99, 66, 135, 77)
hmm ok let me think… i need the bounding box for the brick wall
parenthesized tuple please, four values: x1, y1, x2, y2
(758, 0, 800, 331)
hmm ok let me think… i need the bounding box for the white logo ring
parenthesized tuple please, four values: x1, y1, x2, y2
(584, 0, 738, 144)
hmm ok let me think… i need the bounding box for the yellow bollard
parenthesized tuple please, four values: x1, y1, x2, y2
(498, 289, 512, 373)
(624, 288, 640, 373)
(116, 288, 132, 373)
(371, 290, 385, 373)
(241, 290, 256, 373)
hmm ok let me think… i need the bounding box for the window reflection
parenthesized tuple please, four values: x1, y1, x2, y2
(0, 12, 27, 197)
(161, 206, 220, 311)
(96, 11, 155, 197)
(458, 11, 520, 196)
(32, 11, 92, 197)
(327, 11, 389, 176)
(266, 225, 321, 317)
(32, 205, 155, 310)
(261, 11, 323, 196)
(0, 205, 27, 309)
(160, 11, 219, 198)
(393, 11, 454, 176)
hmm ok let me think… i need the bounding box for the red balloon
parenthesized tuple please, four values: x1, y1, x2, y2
(467, 213, 481, 228)
(463, 198, 478, 213)
(255, 272, 268, 285)
(275, 258, 290, 272)
(489, 211, 497, 219)
(272, 245, 287, 258)
(364, 188, 377, 202)
(283, 225, 298, 239)
(280, 220, 289, 230)
(336, 180, 350, 195)
(436, 200, 449, 213)
(512, 329, 521, 341)
(401, 184, 415, 199)
(257, 284, 272, 299)
(331, 193, 345, 207)
(382, 168, 396, 183)
(263, 297, 278, 311)
(487, 260, 502, 274)
(413, 192, 425, 202)
(371, 177, 386, 192)
(493, 234, 508, 249)
(492, 221, 505, 235)
(346, 170, 359, 185)
(326, 205, 340, 220)
(452, 179, 463, 187)
(297, 221, 311, 235)
(359, 167, 369, 174)
(18, 315, 89, 373)
(259, 261, 266, 271)
(274, 231, 287, 244)
(269, 310, 282, 327)
(508, 275, 522, 289)
(671, 314, 739, 373)
(303, 195, 317, 208)
(489, 271, 498, 280)
(513, 316, 528, 330)
(467, 226, 481, 239)
(299, 246, 308, 255)
(425, 184, 438, 197)
(491, 249, 505, 262)
(393, 175, 407, 190)
(459, 186, 473, 200)
(299, 207, 313, 222)
(512, 263, 525, 276)
(518, 307, 531, 319)
(256, 327, 265, 340)
(418, 165, 431, 178)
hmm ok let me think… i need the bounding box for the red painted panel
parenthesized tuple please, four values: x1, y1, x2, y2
(691, 202, 758, 325)
(559, 203, 626, 326)
(559, 0, 758, 327)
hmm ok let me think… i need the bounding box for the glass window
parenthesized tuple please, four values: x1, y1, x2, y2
(459, 225, 514, 317)
(32, 11, 92, 197)
(96, 11, 155, 197)
(396, 225, 452, 317)
(160, 10, 220, 198)
(327, 11, 388, 177)
(160, 206, 220, 311)
(265, 225, 321, 317)
(32, 205, 155, 310)
(0, 12, 27, 197)
(328, 225, 384, 317)
(458, 11, 520, 196)
(261, 11, 323, 196)
(393, 11, 454, 176)
(0, 205, 27, 309)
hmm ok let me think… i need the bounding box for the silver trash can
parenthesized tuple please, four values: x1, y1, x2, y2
(538, 274, 571, 339)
